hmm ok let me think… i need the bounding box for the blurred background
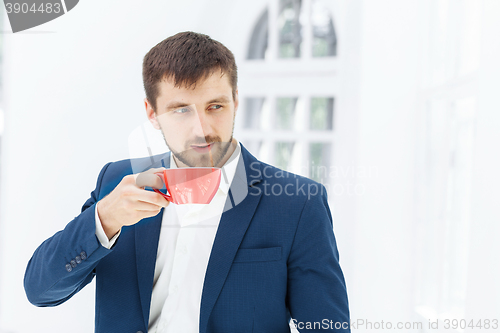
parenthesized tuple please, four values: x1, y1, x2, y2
(1, 0, 499, 332)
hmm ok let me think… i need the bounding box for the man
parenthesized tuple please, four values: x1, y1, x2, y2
(24, 31, 350, 332)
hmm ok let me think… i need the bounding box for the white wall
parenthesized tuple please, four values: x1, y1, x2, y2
(347, 0, 419, 326)
(466, 0, 500, 320)
(1, 0, 499, 332)
(346, 0, 500, 330)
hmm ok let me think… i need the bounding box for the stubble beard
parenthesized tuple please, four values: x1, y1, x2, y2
(158, 120, 235, 168)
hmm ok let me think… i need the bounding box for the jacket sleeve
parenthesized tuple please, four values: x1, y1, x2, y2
(24, 162, 113, 307)
(286, 184, 351, 332)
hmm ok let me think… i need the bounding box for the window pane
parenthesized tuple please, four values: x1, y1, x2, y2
(276, 97, 297, 130)
(247, 8, 269, 60)
(275, 141, 295, 171)
(278, 0, 302, 58)
(309, 143, 331, 182)
(310, 97, 334, 130)
(244, 97, 265, 130)
(311, 0, 337, 57)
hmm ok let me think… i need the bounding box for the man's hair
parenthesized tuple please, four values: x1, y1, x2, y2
(142, 31, 238, 112)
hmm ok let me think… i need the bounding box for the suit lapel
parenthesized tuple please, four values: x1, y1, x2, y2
(199, 143, 263, 333)
(135, 214, 163, 328)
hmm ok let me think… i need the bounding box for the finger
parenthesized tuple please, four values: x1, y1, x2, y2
(142, 167, 167, 174)
(135, 172, 165, 189)
(132, 206, 164, 221)
(137, 190, 170, 207)
(133, 200, 167, 212)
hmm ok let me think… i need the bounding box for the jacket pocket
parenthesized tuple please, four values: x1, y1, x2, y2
(233, 247, 282, 263)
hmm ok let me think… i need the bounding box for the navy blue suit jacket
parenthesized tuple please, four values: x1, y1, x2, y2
(24, 143, 350, 332)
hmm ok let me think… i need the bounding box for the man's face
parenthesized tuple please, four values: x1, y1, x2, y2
(145, 71, 238, 168)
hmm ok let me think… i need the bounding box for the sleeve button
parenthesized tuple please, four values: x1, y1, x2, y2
(70, 260, 77, 268)
(80, 251, 87, 260)
(75, 256, 82, 264)
(65, 264, 72, 272)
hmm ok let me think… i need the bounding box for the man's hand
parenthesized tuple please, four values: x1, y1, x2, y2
(96, 167, 169, 239)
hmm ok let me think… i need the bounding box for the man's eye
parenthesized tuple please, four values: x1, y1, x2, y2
(210, 105, 223, 110)
(174, 107, 190, 114)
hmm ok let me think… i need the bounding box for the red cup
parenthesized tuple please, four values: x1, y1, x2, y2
(154, 167, 222, 204)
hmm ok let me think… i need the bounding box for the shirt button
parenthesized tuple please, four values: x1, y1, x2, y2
(75, 256, 82, 264)
(70, 260, 77, 268)
(80, 251, 87, 260)
(172, 285, 179, 293)
(65, 264, 72, 272)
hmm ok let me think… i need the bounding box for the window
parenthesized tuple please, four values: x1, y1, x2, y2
(247, 9, 269, 60)
(278, 0, 302, 58)
(311, 0, 337, 57)
(247, 0, 337, 60)
(239, 0, 338, 192)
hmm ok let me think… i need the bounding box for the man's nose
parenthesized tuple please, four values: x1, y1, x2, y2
(191, 107, 212, 139)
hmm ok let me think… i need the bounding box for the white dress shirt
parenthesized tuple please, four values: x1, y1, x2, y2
(95, 141, 242, 333)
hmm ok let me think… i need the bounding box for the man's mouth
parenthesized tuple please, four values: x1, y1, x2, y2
(191, 143, 213, 153)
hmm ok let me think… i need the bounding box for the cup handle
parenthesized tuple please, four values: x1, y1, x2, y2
(153, 171, 173, 203)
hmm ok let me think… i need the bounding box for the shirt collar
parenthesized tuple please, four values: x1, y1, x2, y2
(169, 139, 242, 195)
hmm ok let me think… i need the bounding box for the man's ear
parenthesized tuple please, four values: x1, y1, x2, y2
(145, 98, 161, 130)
